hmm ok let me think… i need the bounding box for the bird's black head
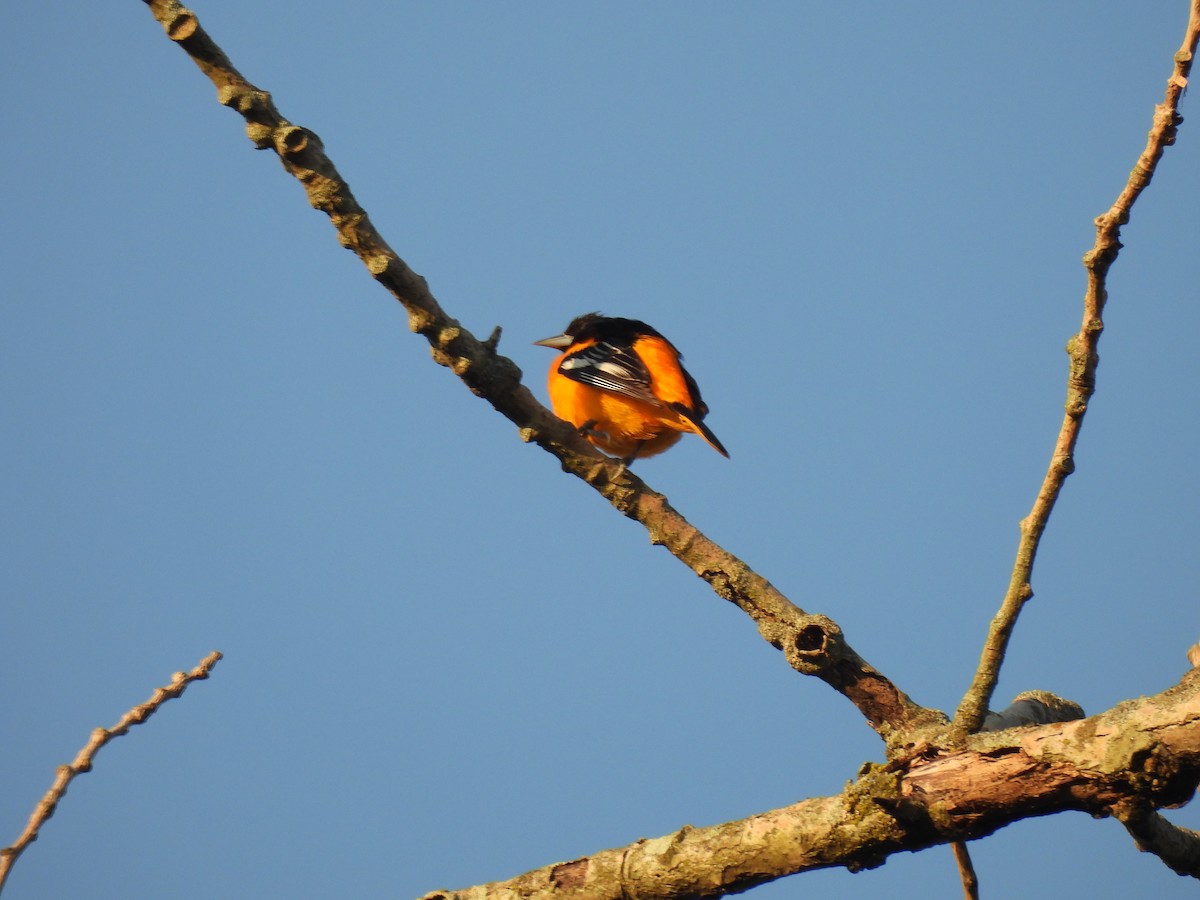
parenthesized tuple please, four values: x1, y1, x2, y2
(561, 313, 662, 344)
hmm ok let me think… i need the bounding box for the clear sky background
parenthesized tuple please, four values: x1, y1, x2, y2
(3, 3, 1198, 898)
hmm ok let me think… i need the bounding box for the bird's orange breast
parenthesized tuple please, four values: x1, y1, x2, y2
(546, 354, 689, 458)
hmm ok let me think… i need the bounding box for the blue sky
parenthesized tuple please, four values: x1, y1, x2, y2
(2, 3, 1198, 898)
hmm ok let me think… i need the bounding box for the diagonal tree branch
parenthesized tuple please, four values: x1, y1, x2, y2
(137, 0, 942, 743)
(0, 651, 223, 895)
(952, 0, 1200, 738)
(419, 669, 1200, 900)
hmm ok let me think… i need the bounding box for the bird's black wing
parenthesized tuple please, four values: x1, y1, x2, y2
(557, 341, 663, 406)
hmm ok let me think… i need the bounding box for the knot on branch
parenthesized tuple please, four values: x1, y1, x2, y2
(163, 9, 198, 42)
(214, 86, 277, 148)
(1082, 233, 1123, 271)
(275, 125, 314, 158)
(1126, 743, 1196, 808)
(1063, 332, 1100, 417)
(761, 614, 843, 675)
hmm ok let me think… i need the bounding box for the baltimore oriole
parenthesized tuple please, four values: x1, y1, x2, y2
(534, 313, 729, 464)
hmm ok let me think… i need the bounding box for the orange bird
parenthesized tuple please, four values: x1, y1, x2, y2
(534, 313, 728, 464)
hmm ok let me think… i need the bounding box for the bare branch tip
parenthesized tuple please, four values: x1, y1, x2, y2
(483, 325, 503, 352)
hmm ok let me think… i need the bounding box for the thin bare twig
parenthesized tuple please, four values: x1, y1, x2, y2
(953, 0, 1200, 738)
(951, 841, 979, 900)
(0, 651, 223, 895)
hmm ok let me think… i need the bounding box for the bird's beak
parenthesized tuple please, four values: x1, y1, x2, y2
(533, 332, 573, 349)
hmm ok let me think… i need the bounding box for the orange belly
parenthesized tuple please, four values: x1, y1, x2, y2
(546, 367, 689, 459)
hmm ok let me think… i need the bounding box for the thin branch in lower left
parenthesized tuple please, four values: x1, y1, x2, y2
(0, 650, 224, 895)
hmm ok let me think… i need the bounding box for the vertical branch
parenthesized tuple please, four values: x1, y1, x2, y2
(951, 841, 979, 900)
(953, 1, 1200, 737)
(0, 651, 223, 895)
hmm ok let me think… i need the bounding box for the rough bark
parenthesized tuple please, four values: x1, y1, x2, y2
(423, 670, 1200, 900)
